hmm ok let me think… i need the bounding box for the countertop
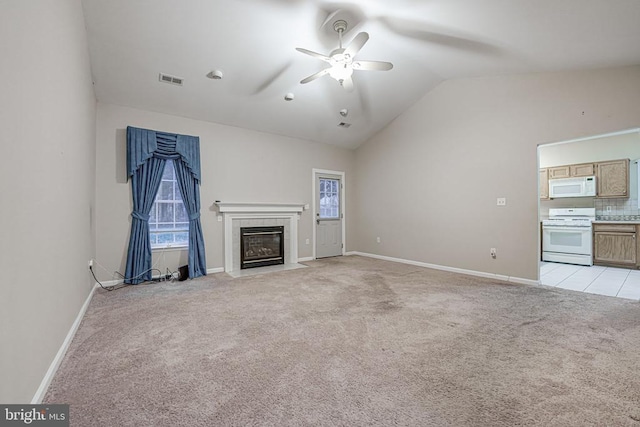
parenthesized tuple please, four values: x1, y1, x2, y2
(593, 220, 640, 224)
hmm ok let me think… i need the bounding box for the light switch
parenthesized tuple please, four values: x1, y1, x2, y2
(497, 198, 506, 206)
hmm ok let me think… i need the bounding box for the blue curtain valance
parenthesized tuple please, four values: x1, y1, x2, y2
(127, 126, 201, 181)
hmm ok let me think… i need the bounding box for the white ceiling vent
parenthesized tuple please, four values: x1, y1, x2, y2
(159, 73, 184, 86)
(337, 122, 351, 128)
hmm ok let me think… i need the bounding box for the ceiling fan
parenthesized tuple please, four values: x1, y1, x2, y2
(296, 20, 393, 92)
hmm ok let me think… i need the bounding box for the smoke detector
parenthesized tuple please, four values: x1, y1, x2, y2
(206, 70, 223, 80)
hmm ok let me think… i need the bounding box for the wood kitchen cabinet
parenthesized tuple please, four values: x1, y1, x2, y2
(547, 163, 594, 179)
(570, 163, 595, 177)
(596, 159, 629, 198)
(543, 158, 629, 199)
(548, 166, 570, 179)
(539, 168, 549, 200)
(593, 223, 637, 268)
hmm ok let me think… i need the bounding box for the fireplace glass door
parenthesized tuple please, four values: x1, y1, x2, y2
(240, 226, 284, 269)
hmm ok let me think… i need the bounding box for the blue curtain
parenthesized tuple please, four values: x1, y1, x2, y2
(174, 158, 206, 278)
(125, 126, 206, 284)
(124, 157, 166, 284)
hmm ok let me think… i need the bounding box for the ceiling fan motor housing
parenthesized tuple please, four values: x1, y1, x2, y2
(333, 20, 348, 34)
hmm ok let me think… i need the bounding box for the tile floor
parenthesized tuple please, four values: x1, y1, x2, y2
(540, 262, 640, 300)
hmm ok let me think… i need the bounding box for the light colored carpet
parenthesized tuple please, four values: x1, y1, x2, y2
(45, 256, 640, 426)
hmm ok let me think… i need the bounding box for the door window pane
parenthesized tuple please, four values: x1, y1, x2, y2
(319, 178, 340, 219)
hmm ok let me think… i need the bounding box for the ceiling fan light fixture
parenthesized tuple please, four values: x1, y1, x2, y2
(328, 64, 353, 81)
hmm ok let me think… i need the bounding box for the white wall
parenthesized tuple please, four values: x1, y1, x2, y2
(353, 66, 640, 281)
(0, 0, 96, 402)
(94, 103, 355, 280)
(540, 131, 640, 168)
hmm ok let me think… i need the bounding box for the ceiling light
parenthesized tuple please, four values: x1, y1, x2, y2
(328, 59, 354, 82)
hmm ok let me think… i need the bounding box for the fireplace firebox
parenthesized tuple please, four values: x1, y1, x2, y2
(240, 226, 285, 269)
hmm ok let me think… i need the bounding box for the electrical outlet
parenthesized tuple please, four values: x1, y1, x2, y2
(305, 238, 310, 245)
(88, 259, 93, 268)
(376, 237, 381, 243)
(490, 248, 497, 258)
(497, 198, 506, 206)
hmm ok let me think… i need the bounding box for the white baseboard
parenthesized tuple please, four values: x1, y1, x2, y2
(207, 267, 224, 274)
(297, 257, 314, 262)
(31, 284, 97, 404)
(95, 279, 120, 288)
(346, 251, 539, 286)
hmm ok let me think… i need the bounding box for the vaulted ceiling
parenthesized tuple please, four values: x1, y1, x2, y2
(81, 0, 640, 149)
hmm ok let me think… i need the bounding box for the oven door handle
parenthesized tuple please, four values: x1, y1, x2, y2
(543, 226, 592, 232)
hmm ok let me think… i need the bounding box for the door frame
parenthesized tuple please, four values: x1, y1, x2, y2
(312, 168, 346, 260)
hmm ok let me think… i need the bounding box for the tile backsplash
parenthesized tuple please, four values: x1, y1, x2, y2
(594, 198, 640, 220)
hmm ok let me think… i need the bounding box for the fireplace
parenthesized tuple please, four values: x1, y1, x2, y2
(216, 201, 304, 273)
(240, 226, 285, 269)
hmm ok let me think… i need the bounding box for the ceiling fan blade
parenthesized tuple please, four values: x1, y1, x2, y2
(340, 76, 354, 92)
(300, 68, 330, 84)
(343, 32, 369, 57)
(352, 60, 393, 71)
(251, 61, 293, 95)
(377, 16, 501, 55)
(295, 47, 331, 62)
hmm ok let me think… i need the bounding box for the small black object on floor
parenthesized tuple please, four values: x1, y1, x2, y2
(178, 265, 188, 281)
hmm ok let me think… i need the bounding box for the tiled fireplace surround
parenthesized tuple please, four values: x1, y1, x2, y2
(216, 202, 305, 273)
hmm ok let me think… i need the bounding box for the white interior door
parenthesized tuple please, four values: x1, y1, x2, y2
(315, 174, 343, 258)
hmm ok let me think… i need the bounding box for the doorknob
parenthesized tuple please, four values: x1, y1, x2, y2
(316, 219, 320, 225)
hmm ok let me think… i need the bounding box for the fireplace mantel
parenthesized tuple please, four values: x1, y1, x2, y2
(215, 201, 305, 213)
(216, 202, 305, 272)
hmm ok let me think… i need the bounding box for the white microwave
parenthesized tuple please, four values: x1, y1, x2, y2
(549, 176, 596, 198)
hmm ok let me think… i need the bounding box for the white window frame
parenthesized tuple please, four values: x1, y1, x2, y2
(149, 160, 189, 250)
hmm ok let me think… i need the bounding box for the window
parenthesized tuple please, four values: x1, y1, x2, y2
(149, 161, 189, 248)
(319, 178, 340, 219)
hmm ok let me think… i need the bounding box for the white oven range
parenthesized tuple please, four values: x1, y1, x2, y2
(542, 208, 595, 266)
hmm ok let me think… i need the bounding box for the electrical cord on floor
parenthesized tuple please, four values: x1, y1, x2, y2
(90, 249, 172, 291)
(113, 268, 163, 282)
(90, 265, 128, 291)
(166, 268, 180, 281)
(91, 266, 170, 291)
